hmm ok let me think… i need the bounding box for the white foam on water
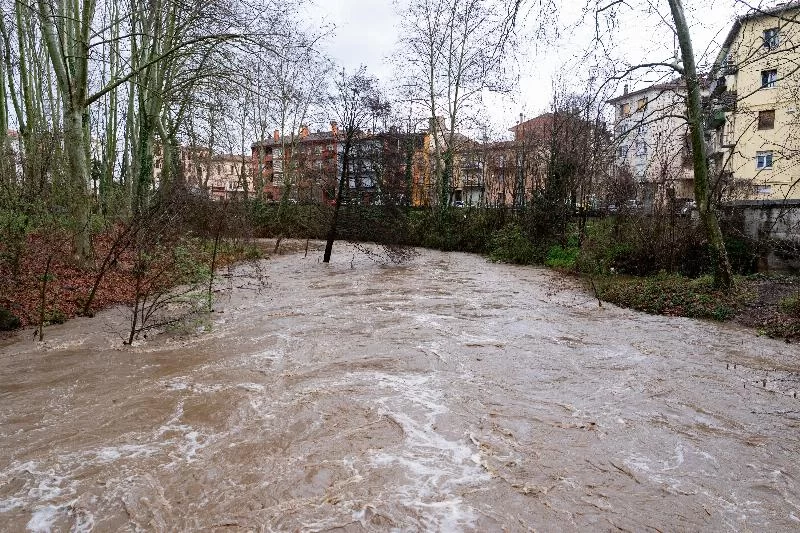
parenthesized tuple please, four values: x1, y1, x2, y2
(160, 377, 225, 394)
(70, 502, 95, 533)
(26, 505, 59, 532)
(163, 379, 189, 391)
(93, 443, 160, 463)
(237, 382, 265, 393)
(362, 372, 489, 531)
(0, 496, 25, 513)
(251, 348, 281, 360)
(661, 443, 685, 471)
(180, 430, 204, 462)
(17, 463, 69, 503)
(151, 400, 212, 466)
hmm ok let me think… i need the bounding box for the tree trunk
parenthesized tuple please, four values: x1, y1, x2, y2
(134, 105, 155, 215)
(64, 104, 91, 261)
(0, 50, 7, 139)
(323, 137, 352, 263)
(667, 0, 734, 291)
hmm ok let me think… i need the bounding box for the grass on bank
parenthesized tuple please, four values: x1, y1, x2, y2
(595, 273, 745, 321)
(482, 215, 799, 340)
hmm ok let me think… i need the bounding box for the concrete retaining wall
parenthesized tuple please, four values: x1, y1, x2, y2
(728, 200, 800, 272)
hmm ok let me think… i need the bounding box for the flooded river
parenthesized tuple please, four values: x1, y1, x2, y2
(1, 242, 799, 531)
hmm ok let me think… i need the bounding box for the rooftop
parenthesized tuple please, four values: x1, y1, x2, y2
(606, 79, 685, 105)
(720, 0, 800, 50)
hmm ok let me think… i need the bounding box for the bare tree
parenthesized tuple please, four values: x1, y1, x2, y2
(397, 0, 527, 210)
(322, 68, 383, 263)
(589, 0, 735, 289)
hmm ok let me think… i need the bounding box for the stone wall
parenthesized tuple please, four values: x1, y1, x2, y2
(728, 200, 800, 272)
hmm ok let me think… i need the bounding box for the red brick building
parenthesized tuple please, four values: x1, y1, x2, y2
(251, 123, 340, 203)
(251, 123, 424, 205)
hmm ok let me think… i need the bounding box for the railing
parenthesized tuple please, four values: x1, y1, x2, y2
(717, 91, 737, 113)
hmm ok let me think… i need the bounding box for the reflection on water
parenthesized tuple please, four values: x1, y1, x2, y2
(1, 242, 799, 531)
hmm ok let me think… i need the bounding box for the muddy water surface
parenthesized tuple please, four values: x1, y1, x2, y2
(1, 243, 799, 531)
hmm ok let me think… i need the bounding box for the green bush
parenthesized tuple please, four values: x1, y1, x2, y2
(489, 224, 537, 264)
(173, 241, 212, 285)
(0, 306, 21, 331)
(44, 308, 67, 325)
(545, 244, 579, 269)
(779, 292, 800, 318)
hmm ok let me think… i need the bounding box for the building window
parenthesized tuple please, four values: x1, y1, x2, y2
(636, 98, 647, 112)
(618, 145, 629, 158)
(723, 53, 737, 74)
(758, 110, 775, 130)
(620, 103, 631, 117)
(635, 140, 647, 156)
(763, 28, 779, 50)
(756, 151, 773, 169)
(761, 69, 777, 88)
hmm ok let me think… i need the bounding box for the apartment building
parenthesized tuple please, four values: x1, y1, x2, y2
(251, 125, 340, 204)
(153, 145, 250, 200)
(253, 124, 424, 205)
(411, 116, 480, 207)
(411, 113, 608, 209)
(489, 113, 608, 209)
(710, 1, 800, 200)
(607, 80, 695, 209)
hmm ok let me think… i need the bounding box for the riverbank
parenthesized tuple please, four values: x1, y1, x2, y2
(0, 229, 263, 336)
(592, 272, 800, 341)
(3, 232, 797, 342)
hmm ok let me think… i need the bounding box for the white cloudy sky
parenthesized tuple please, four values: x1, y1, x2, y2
(308, 0, 764, 139)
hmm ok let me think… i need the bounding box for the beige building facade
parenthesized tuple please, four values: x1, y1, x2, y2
(712, 2, 800, 200)
(153, 146, 250, 200)
(608, 81, 695, 209)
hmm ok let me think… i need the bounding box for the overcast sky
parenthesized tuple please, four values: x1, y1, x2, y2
(308, 0, 762, 139)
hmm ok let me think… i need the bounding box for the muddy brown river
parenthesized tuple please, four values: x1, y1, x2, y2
(1, 242, 799, 531)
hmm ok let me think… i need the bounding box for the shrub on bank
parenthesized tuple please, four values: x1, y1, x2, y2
(779, 292, 800, 318)
(546, 243, 580, 269)
(597, 273, 743, 321)
(489, 223, 538, 264)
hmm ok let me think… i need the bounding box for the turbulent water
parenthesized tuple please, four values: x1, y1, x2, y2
(1, 242, 799, 532)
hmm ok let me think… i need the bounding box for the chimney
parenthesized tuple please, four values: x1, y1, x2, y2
(300, 125, 309, 138)
(273, 129, 279, 142)
(330, 121, 338, 135)
(623, 84, 629, 95)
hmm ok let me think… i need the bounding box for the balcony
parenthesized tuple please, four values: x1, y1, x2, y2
(716, 91, 737, 113)
(706, 109, 727, 130)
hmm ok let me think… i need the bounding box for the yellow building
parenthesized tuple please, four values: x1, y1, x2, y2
(712, 2, 800, 200)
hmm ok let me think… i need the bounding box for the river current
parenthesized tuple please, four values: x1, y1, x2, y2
(1, 242, 798, 531)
